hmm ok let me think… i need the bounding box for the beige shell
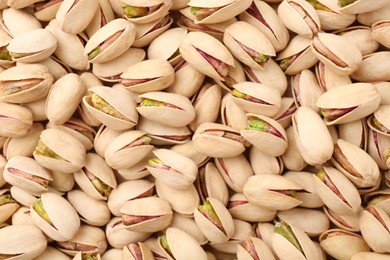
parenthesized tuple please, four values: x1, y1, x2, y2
(228, 193, 276, 222)
(146, 148, 198, 189)
(240, 113, 288, 157)
(72, 252, 101, 260)
(83, 86, 139, 131)
(367, 128, 390, 170)
(169, 213, 208, 245)
(132, 14, 173, 48)
(10, 186, 38, 207)
(122, 0, 172, 24)
(372, 20, 390, 49)
(243, 174, 303, 210)
(67, 190, 111, 227)
(0, 189, 19, 225)
(120, 196, 173, 233)
(281, 126, 307, 172)
(352, 252, 390, 260)
(249, 146, 284, 175)
(33, 246, 71, 260)
(351, 51, 390, 82)
(237, 236, 276, 260)
(313, 166, 361, 215)
(0, 225, 47, 259)
(85, 0, 116, 38)
(323, 206, 361, 232)
(34, 0, 63, 22)
(339, 0, 390, 14)
(1, 8, 42, 37)
(94, 125, 125, 158)
(314, 61, 352, 92)
(364, 189, 390, 215)
(220, 94, 247, 131)
(50, 170, 75, 192)
(74, 153, 117, 200)
(120, 59, 175, 93)
(0, 64, 53, 104)
(291, 69, 322, 112)
(338, 119, 368, 151)
(137, 91, 196, 127)
(193, 122, 245, 158)
(84, 19, 136, 64)
(105, 130, 154, 170)
(7, 29, 57, 63)
(193, 197, 235, 244)
(33, 129, 86, 174)
(223, 21, 275, 70)
(0, 102, 33, 138)
(29, 57, 70, 81)
(171, 141, 210, 167)
(215, 58, 246, 93)
(313, 0, 355, 30)
(122, 242, 154, 260)
(30, 192, 80, 241)
(0, 155, 6, 187)
(337, 26, 379, 56)
(357, 4, 390, 26)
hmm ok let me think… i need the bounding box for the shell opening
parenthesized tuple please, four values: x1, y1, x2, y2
(312, 37, 348, 68)
(8, 167, 50, 188)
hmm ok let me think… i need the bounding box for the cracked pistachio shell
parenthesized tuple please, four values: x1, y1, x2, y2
(215, 155, 253, 193)
(352, 252, 390, 260)
(292, 106, 333, 166)
(316, 83, 381, 125)
(313, 166, 361, 215)
(281, 126, 307, 171)
(311, 32, 362, 75)
(67, 190, 111, 227)
(231, 82, 281, 117)
(0, 225, 47, 260)
(223, 21, 275, 70)
(0, 189, 19, 225)
(132, 14, 173, 48)
(33, 0, 62, 22)
(193, 122, 245, 158)
(367, 128, 390, 170)
(120, 59, 174, 93)
(7, 29, 56, 63)
(171, 141, 210, 167)
(364, 189, 390, 215)
(10, 186, 38, 208)
(240, 113, 287, 157)
(104, 130, 153, 170)
(215, 58, 245, 93)
(158, 227, 207, 260)
(45, 19, 89, 71)
(94, 125, 124, 158)
(112, 155, 151, 181)
(220, 94, 247, 131)
(84, 19, 136, 64)
(56, 0, 98, 34)
(359, 205, 390, 253)
(146, 148, 197, 189)
(137, 91, 196, 127)
(278, 0, 321, 38)
(331, 139, 380, 188)
(194, 197, 235, 244)
(0, 102, 32, 137)
(180, 31, 234, 81)
(243, 175, 303, 210)
(122, 242, 153, 260)
(170, 213, 208, 245)
(45, 73, 85, 125)
(228, 193, 276, 222)
(324, 206, 360, 232)
(29, 57, 70, 81)
(143, 237, 167, 259)
(33, 129, 86, 174)
(156, 180, 199, 216)
(372, 20, 390, 49)
(56, 224, 107, 256)
(338, 119, 368, 150)
(239, 0, 289, 52)
(284, 171, 323, 209)
(339, 0, 390, 14)
(337, 26, 379, 56)
(136, 117, 191, 145)
(0, 64, 53, 104)
(351, 52, 390, 82)
(74, 153, 116, 200)
(85, 0, 116, 38)
(291, 69, 322, 112)
(275, 35, 318, 75)
(1, 8, 42, 37)
(249, 146, 283, 175)
(121, 0, 172, 24)
(319, 229, 370, 260)
(93, 48, 145, 83)
(34, 246, 71, 260)
(196, 162, 229, 205)
(253, 223, 275, 251)
(277, 208, 330, 237)
(120, 196, 172, 232)
(3, 123, 43, 160)
(315, 61, 352, 92)
(237, 236, 275, 260)
(3, 156, 52, 194)
(30, 192, 80, 241)
(107, 179, 154, 216)
(83, 86, 138, 131)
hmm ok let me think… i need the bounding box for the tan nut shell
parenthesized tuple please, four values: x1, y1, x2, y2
(94, 125, 124, 158)
(351, 51, 390, 82)
(0, 102, 33, 138)
(237, 236, 276, 260)
(33, 246, 71, 260)
(249, 146, 284, 175)
(2, 8, 42, 37)
(315, 61, 352, 92)
(122, 0, 172, 24)
(352, 252, 390, 260)
(220, 94, 247, 131)
(85, 0, 116, 38)
(122, 242, 153, 260)
(337, 26, 379, 56)
(339, 0, 390, 14)
(169, 213, 208, 245)
(132, 15, 173, 48)
(171, 141, 210, 167)
(228, 193, 276, 222)
(281, 126, 307, 172)
(0, 189, 19, 225)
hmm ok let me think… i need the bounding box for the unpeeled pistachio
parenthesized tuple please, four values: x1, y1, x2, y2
(249, 146, 283, 175)
(94, 125, 124, 158)
(33, 0, 63, 22)
(0, 189, 19, 225)
(72, 252, 101, 260)
(281, 126, 307, 171)
(122, 242, 153, 260)
(351, 52, 390, 82)
(338, 0, 390, 14)
(132, 14, 173, 48)
(169, 213, 208, 245)
(50, 171, 75, 192)
(0, 99, 33, 138)
(1, 8, 42, 37)
(10, 186, 38, 208)
(121, 0, 172, 24)
(34, 246, 71, 260)
(356, 3, 390, 26)
(237, 236, 276, 260)
(29, 57, 70, 81)
(314, 61, 352, 92)
(171, 140, 210, 167)
(374, 82, 390, 105)
(352, 252, 390, 260)
(291, 69, 322, 112)
(324, 206, 361, 232)
(337, 26, 379, 56)
(228, 193, 276, 222)
(220, 94, 247, 131)
(86, 0, 115, 38)
(365, 189, 390, 215)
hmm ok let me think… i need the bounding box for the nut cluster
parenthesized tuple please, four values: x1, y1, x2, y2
(0, 0, 390, 259)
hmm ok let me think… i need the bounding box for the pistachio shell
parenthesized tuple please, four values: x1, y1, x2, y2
(50, 170, 75, 192)
(249, 146, 283, 175)
(2, 8, 42, 37)
(314, 61, 352, 92)
(132, 15, 173, 48)
(310, 0, 355, 30)
(85, 0, 116, 38)
(281, 126, 307, 172)
(10, 186, 38, 207)
(121, 0, 172, 24)
(237, 236, 276, 260)
(122, 242, 153, 260)
(351, 52, 390, 82)
(169, 213, 208, 245)
(323, 206, 361, 232)
(0, 189, 19, 225)
(171, 141, 210, 167)
(291, 69, 322, 112)
(94, 125, 125, 158)
(374, 82, 390, 105)
(339, 0, 390, 14)
(367, 128, 390, 170)
(33, 246, 71, 260)
(357, 4, 390, 26)
(364, 189, 390, 215)
(337, 26, 378, 56)
(0, 102, 33, 137)
(228, 193, 276, 222)
(352, 252, 390, 260)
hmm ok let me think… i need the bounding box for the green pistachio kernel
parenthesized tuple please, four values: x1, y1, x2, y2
(122, 5, 149, 18)
(190, 6, 200, 16)
(0, 51, 11, 61)
(231, 89, 247, 99)
(140, 99, 166, 107)
(148, 157, 163, 167)
(10, 52, 30, 59)
(316, 169, 326, 180)
(91, 178, 111, 197)
(248, 119, 267, 132)
(253, 54, 270, 64)
(161, 234, 173, 255)
(306, 0, 332, 11)
(198, 200, 223, 226)
(33, 198, 51, 224)
(0, 194, 16, 206)
(88, 47, 100, 61)
(91, 92, 127, 120)
(275, 222, 303, 253)
(142, 135, 152, 145)
(339, 0, 357, 7)
(82, 254, 98, 260)
(35, 139, 65, 161)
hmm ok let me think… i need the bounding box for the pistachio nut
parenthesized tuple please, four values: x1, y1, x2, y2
(365, 189, 390, 215)
(107, 179, 154, 216)
(67, 190, 111, 227)
(367, 127, 390, 170)
(132, 14, 173, 48)
(1, 8, 42, 37)
(187, 0, 252, 24)
(0, 189, 19, 225)
(72, 252, 101, 260)
(33, 246, 71, 260)
(137, 91, 196, 127)
(319, 229, 370, 260)
(228, 193, 276, 222)
(29, 56, 70, 81)
(249, 146, 283, 175)
(85, 0, 116, 38)
(357, 4, 390, 26)
(313, 167, 361, 215)
(94, 125, 124, 158)
(74, 153, 117, 200)
(359, 205, 390, 253)
(193, 197, 235, 244)
(374, 82, 390, 105)
(316, 83, 381, 125)
(122, 242, 154, 260)
(0, 101, 33, 138)
(82, 86, 138, 131)
(311, 32, 362, 75)
(10, 186, 38, 208)
(240, 113, 288, 157)
(34, 0, 63, 22)
(169, 213, 208, 245)
(243, 175, 303, 210)
(224, 21, 275, 70)
(33, 128, 87, 174)
(281, 126, 307, 172)
(338, 119, 368, 150)
(0, 155, 6, 187)
(171, 140, 210, 167)
(0, 63, 53, 104)
(291, 69, 322, 112)
(314, 61, 352, 92)
(278, 0, 321, 38)
(272, 222, 320, 260)
(84, 19, 136, 64)
(120, 59, 175, 93)
(30, 192, 80, 241)
(337, 26, 379, 56)
(351, 51, 390, 82)
(352, 252, 390, 260)
(323, 206, 361, 232)
(220, 93, 247, 131)
(371, 20, 390, 49)
(120, 196, 173, 233)
(237, 236, 276, 260)
(0, 225, 47, 259)
(143, 237, 169, 259)
(121, 0, 172, 24)
(292, 106, 334, 166)
(179, 31, 235, 81)
(146, 148, 197, 189)
(338, 0, 390, 14)
(193, 122, 246, 158)
(50, 170, 75, 192)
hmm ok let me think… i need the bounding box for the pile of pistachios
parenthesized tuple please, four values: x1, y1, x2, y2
(1, 0, 390, 259)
